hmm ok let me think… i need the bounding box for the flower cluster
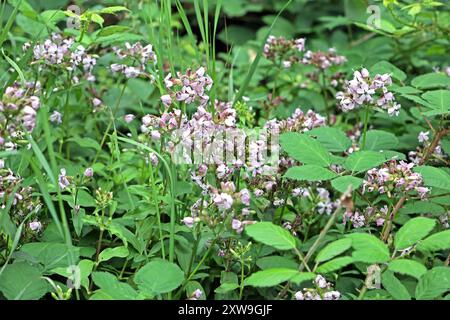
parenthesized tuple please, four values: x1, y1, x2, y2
(30, 33, 96, 82)
(264, 108, 326, 133)
(111, 42, 157, 78)
(408, 131, 447, 164)
(263, 35, 306, 68)
(344, 205, 388, 228)
(0, 165, 42, 235)
(0, 82, 41, 151)
(302, 48, 347, 69)
(161, 67, 213, 107)
(362, 160, 429, 199)
(336, 68, 401, 116)
(294, 275, 341, 300)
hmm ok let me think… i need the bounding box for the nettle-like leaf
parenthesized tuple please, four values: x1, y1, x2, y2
(98, 246, 129, 263)
(245, 222, 297, 250)
(400, 201, 445, 215)
(0, 262, 48, 300)
(415, 267, 450, 300)
(280, 132, 332, 167)
(315, 238, 352, 263)
(343, 151, 386, 174)
(306, 127, 352, 152)
(91, 272, 140, 300)
(411, 73, 450, 89)
(331, 176, 363, 193)
(284, 165, 337, 181)
(370, 60, 406, 81)
(388, 259, 427, 280)
(346, 233, 390, 263)
(421, 90, 450, 116)
(244, 269, 314, 287)
(256, 256, 298, 270)
(414, 166, 450, 191)
(416, 230, 450, 252)
(316, 257, 355, 274)
(394, 217, 436, 250)
(360, 130, 399, 151)
(19, 242, 80, 270)
(381, 270, 411, 300)
(134, 260, 184, 296)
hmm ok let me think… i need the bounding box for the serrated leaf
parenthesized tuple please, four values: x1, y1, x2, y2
(421, 90, 450, 115)
(361, 130, 399, 151)
(371, 61, 406, 81)
(256, 256, 298, 270)
(306, 127, 352, 152)
(411, 73, 450, 89)
(394, 217, 436, 250)
(381, 270, 411, 300)
(388, 259, 427, 280)
(0, 262, 48, 300)
(344, 151, 386, 173)
(244, 268, 299, 287)
(245, 222, 296, 250)
(417, 230, 450, 252)
(316, 257, 355, 273)
(280, 132, 332, 167)
(315, 238, 352, 263)
(415, 267, 450, 300)
(284, 165, 337, 182)
(331, 176, 363, 193)
(134, 260, 184, 295)
(347, 233, 390, 263)
(414, 166, 450, 191)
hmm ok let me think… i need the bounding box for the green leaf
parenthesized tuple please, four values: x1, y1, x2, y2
(284, 165, 337, 182)
(245, 222, 296, 250)
(91, 272, 139, 300)
(316, 257, 355, 273)
(0, 262, 48, 300)
(97, 6, 130, 14)
(381, 271, 411, 300)
(280, 132, 332, 167)
(134, 260, 184, 295)
(347, 233, 390, 263)
(256, 256, 298, 270)
(331, 176, 363, 193)
(244, 269, 314, 287)
(400, 201, 445, 215)
(98, 246, 129, 263)
(360, 130, 399, 151)
(371, 61, 406, 82)
(315, 238, 352, 263)
(414, 166, 450, 191)
(290, 272, 316, 285)
(20, 242, 79, 270)
(67, 137, 101, 151)
(411, 73, 450, 89)
(306, 127, 352, 152)
(214, 283, 239, 293)
(388, 259, 427, 280)
(421, 90, 450, 115)
(415, 267, 450, 300)
(394, 217, 436, 250)
(417, 230, 450, 252)
(344, 151, 386, 173)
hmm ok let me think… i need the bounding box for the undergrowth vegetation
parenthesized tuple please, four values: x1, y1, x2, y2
(0, 0, 449, 300)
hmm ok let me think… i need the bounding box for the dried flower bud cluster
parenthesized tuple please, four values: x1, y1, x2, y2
(0, 82, 41, 151)
(362, 160, 429, 199)
(263, 35, 306, 68)
(336, 68, 401, 116)
(302, 48, 347, 69)
(111, 42, 157, 78)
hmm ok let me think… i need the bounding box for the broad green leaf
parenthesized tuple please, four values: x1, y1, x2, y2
(245, 222, 296, 250)
(98, 246, 129, 263)
(347, 233, 390, 263)
(414, 166, 450, 191)
(411, 73, 450, 89)
(91, 272, 139, 300)
(399, 201, 445, 215)
(415, 267, 450, 300)
(361, 130, 399, 151)
(316, 257, 355, 273)
(344, 151, 386, 173)
(280, 132, 332, 167)
(394, 217, 436, 250)
(381, 271, 411, 300)
(134, 260, 184, 295)
(421, 90, 450, 115)
(0, 262, 48, 300)
(290, 272, 316, 285)
(417, 230, 450, 252)
(306, 127, 352, 152)
(331, 176, 363, 193)
(214, 283, 239, 294)
(371, 61, 406, 81)
(20, 242, 79, 270)
(256, 256, 298, 270)
(244, 268, 299, 287)
(315, 238, 352, 263)
(388, 259, 427, 280)
(284, 165, 337, 181)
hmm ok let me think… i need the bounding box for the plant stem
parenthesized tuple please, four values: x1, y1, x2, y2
(361, 106, 370, 150)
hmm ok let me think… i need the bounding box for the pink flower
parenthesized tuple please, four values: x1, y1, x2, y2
(29, 220, 42, 232)
(161, 94, 172, 107)
(84, 167, 93, 178)
(124, 114, 135, 123)
(58, 168, 70, 190)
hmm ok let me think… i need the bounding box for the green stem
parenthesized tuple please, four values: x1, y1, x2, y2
(361, 106, 370, 150)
